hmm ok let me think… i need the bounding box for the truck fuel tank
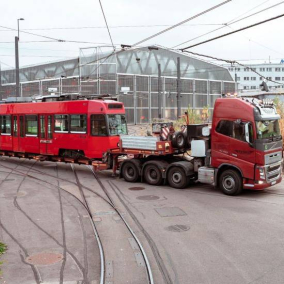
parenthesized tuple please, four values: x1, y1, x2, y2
(198, 167, 215, 185)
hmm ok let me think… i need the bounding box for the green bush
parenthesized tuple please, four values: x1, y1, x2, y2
(0, 242, 7, 276)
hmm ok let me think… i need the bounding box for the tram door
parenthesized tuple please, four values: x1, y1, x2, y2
(39, 115, 53, 155)
(12, 116, 19, 152)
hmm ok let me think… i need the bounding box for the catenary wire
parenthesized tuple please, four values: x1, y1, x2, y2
(180, 13, 284, 50)
(173, 0, 284, 48)
(181, 50, 283, 85)
(98, 0, 115, 51)
(132, 0, 232, 46)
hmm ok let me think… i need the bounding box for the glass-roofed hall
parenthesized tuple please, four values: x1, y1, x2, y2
(0, 46, 235, 123)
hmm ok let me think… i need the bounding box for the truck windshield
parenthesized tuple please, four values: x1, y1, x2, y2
(108, 114, 128, 135)
(256, 120, 281, 139)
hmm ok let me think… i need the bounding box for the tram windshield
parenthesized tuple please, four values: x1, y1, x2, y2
(107, 114, 127, 135)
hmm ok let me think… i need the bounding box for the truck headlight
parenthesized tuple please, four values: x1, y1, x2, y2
(256, 166, 266, 180)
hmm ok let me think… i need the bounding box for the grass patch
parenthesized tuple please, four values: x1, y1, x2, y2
(0, 242, 7, 276)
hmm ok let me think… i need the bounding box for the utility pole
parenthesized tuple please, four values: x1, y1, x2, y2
(15, 18, 24, 99)
(235, 72, 238, 94)
(158, 63, 162, 119)
(0, 63, 2, 101)
(15, 36, 20, 98)
(177, 57, 181, 118)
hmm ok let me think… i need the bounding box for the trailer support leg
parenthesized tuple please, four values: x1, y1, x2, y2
(112, 155, 118, 177)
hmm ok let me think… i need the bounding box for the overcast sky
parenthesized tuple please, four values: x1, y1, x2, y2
(0, 0, 284, 69)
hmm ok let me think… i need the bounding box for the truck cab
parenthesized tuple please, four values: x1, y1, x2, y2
(211, 97, 283, 195)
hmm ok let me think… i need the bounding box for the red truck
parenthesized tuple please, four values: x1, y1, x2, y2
(94, 97, 283, 195)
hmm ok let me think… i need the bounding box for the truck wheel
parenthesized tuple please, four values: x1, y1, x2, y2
(122, 162, 140, 182)
(167, 167, 189, 189)
(171, 131, 186, 149)
(144, 164, 163, 186)
(219, 169, 243, 196)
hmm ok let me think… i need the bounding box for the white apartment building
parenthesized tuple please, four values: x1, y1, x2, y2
(226, 61, 284, 93)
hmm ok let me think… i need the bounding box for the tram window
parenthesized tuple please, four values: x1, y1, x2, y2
(70, 115, 87, 133)
(20, 116, 24, 137)
(26, 115, 38, 136)
(54, 115, 69, 132)
(48, 116, 53, 139)
(91, 114, 107, 136)
(40, 116, 45, 138)
(108, 114, 127, 135)
(1, 115, 12, 135)
(13, 116, 18, 137)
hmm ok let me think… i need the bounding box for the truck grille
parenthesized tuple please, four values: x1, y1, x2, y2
(266, 162, 282, 182)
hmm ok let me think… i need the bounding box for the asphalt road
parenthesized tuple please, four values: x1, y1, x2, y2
(99, 172, 284, 284)
(0, 157, 284, 284)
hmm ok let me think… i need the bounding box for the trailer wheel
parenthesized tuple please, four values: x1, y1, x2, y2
(144, 164, 163, 186)
(219, 169, 243, 196)
(167, 166, 189, 189)
(122, 162, 140, 182)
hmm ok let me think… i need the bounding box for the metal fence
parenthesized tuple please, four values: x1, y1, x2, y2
(0, 74, 236, 124)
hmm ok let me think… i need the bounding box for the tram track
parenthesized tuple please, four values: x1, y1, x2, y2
(0, 158, 156, 284)
(0, 160, 99, 284)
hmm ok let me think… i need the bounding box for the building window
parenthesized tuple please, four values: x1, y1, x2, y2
(244, 77, 249, 80)
(260, 77, 263, 80)
(70, 115, 87, 133)
(260, 68, 265, 72)
(282, 68, 284, 72)
(282, 77, 284, 81)
(267, 77, 272, 80)
(54, 115, 69, 132)
(244, 68, 249, 72)
(275, 77, 281, 81)
(251, 68, 256, 71)
(236, 77, 240, 81)
(244, 86, 249, 90)
(235, 68, 240, 71)
(91, 114, 107, 136)
(275, 68, 281, 72)
(251, 77, 256, 80)
(266, 68, 272, 72)
(251, 86, 256, 89)
(25, 115, 38, 136)
(0, 115, 11, 135)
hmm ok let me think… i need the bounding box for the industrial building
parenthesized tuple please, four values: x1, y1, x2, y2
(226, 62, 284, 94)
(0, 46, 235, 123)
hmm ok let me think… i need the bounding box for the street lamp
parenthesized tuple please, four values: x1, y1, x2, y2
(17, 18, 24, 40)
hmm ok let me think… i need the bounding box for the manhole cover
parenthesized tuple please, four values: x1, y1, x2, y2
(128, 187, 145, 191)
(166, 225, 190, 232)
(136, 195, 160, 201)
(26, 252, 63, 265)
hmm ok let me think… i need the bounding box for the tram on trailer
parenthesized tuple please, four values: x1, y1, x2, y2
(0, 95, 127, 160)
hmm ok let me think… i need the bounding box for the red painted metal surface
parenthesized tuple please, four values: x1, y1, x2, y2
(0, 100, 125, 159)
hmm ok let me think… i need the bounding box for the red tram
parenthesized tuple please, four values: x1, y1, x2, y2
(0, 98, 127, 160)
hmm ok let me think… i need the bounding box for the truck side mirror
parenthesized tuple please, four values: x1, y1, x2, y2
(245, 122, 253, 147)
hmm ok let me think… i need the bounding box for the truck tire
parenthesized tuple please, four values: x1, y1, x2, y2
(167, 166, 189, 189)
(144, 164, 163, 186)
(171, 131, 186, 149)
(219, 169, 243, 196)
(122, 161, 140, 182)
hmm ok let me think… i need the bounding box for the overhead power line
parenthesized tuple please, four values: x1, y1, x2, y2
(132, 0, 232, 46)
(181, 13, 284, 50)
(0, 23, 226, 31)
(98, 0, 115, 51)
(0, 25, 64, 42)
(174, 0, 284, 48)
(181, 50, 283, 85)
